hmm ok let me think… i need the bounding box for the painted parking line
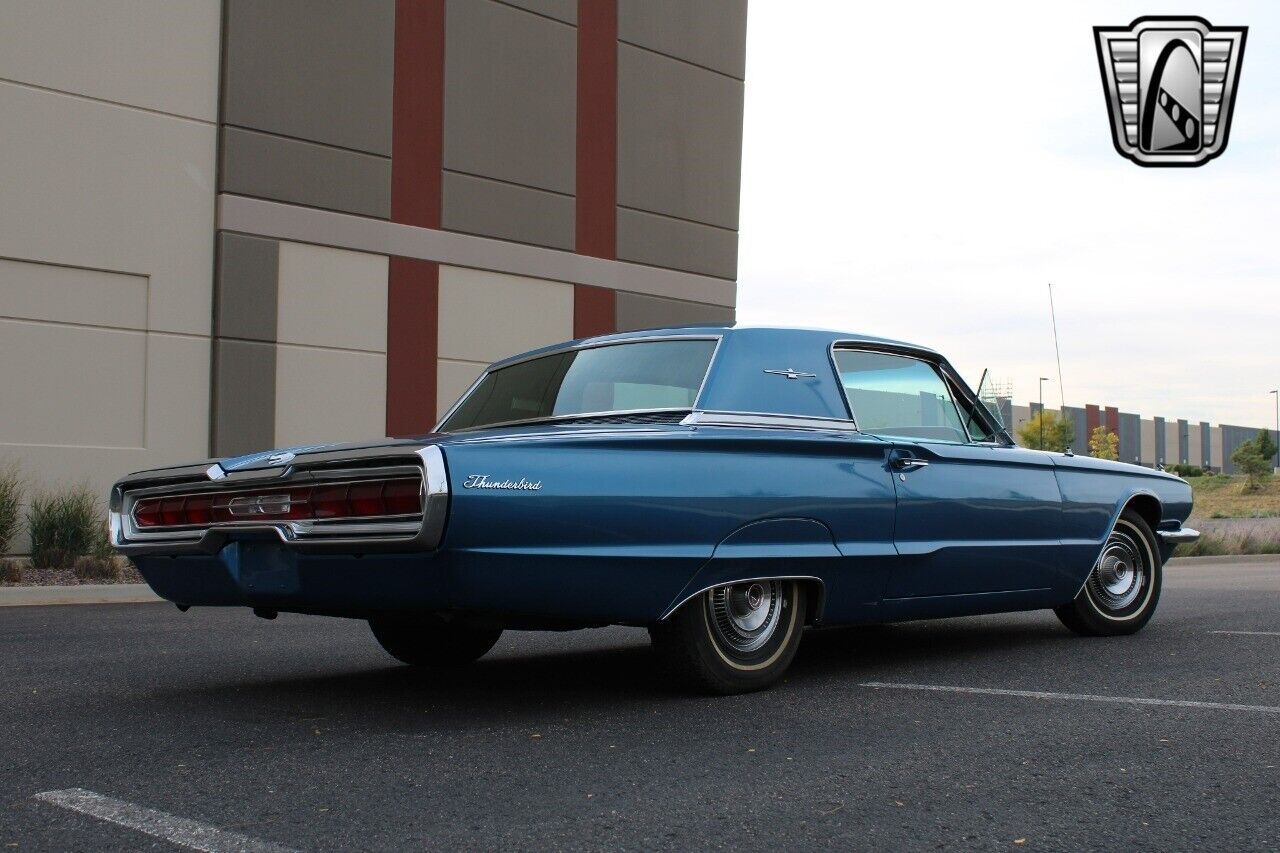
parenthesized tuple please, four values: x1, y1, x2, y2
(860, 682, 1280, 715)
(1209, 630, 1280, 637)
(33, 788, 297, 853)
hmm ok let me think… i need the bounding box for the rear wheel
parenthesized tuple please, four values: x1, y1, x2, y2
(369, 615, 502, 667)
(1055, 509, 1162, 636)
(650, 579, 805, 694)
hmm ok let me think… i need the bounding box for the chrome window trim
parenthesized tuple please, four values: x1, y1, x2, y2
(443, 408, 692, 435)
(681, 411, 861, 433)
(433, 334, 724, 433)
(829, 343, 974, 446)
(110, 446, 450, 556)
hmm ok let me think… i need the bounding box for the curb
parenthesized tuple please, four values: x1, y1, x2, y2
(1167, 554, 1280, 566)
(0, 584, 163, 607)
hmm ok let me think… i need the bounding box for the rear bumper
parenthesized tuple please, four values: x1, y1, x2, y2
(134, 543, 447, 614)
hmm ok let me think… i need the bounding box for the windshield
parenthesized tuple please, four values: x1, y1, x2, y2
(439, 339, 718, 431)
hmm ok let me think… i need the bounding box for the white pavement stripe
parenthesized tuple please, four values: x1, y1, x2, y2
(860, 682, 1280, 715)
(33, 788, 298, 853)
(1209, 630, 1280, 637)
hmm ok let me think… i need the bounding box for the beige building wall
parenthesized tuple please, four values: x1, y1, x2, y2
(272, 242, 390, 447)
(0, 1, 221, 552)
(1165, 421, 1182, 465)
(1140, 419, 1156, 465)
(1211, 427, 1225, 469)
(1187, 423, 1204, 467)
(435, 266, 575, 418)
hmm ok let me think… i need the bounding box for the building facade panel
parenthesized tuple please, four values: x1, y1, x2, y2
(0, 258, 147, 333)
(436, 265, 574, 364)
(222, 0, 394, 156)
(0, 0, 221, 121)
(442, 0, 577, 197)
(442, 171, 575, 250)
(617, 44, 745, 231)
(220, 127, 392, 219)
(615, 292, 734, 332)
(0, 83, 217, 337)
(0, 320, 146, 448)
(618, 0, 748, 79)
(214, 233, 279, 343)
(274, 345, 387, 447)
(211, 338, 276, 457)
(1118, 412, 1141, 465)
(275, 242, 389, 353)
(497, 0, 577, 24)
(616, 207, 738, 280)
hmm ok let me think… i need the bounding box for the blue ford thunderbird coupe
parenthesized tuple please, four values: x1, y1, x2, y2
(111, 326, 1198, 693)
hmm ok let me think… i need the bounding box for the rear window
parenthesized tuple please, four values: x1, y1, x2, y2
(440, 339, 718, 431)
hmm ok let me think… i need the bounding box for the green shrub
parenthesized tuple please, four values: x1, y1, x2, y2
(73, 555, 121, 582)
(27, 485, 112, 571)
(1169, 463, 1204, 478)
(0, 464, 22, 556)
(0, 558, 23, 584)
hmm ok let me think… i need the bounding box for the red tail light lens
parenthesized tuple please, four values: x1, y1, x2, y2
(132, 477, 423, 529)
(383, 479, 422, 515)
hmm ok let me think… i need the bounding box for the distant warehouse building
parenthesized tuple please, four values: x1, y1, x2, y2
(1, 1, 747, 508)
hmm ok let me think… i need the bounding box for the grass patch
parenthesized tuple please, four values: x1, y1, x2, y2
(0, 464, 23, 556)
(27, 485, 112, 571)
(1188, 474, 1280, 519)
(1175, 531, 1280, 558)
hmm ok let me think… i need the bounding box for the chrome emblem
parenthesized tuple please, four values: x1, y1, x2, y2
(227, 494, 292, 516)
(763, 368, 817, 380)
(462, 474, 542, 491)
(265, 451, 296, 466)
(1095, 16, 1247, 167)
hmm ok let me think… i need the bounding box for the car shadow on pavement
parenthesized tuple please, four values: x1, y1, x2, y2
(139, 615, 1074, 731)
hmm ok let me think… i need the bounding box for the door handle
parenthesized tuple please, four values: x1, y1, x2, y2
(890, 455, 929, 471)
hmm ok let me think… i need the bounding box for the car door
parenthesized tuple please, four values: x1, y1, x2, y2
(832, 347, 1065, 607)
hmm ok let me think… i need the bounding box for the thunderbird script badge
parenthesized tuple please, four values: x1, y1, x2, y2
(1094, 16, 1247, 167)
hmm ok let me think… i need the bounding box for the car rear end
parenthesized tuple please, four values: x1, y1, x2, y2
(110, 443, 449, 615)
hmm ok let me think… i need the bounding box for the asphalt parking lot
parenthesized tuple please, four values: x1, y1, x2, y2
(3, 558, 1277, 851)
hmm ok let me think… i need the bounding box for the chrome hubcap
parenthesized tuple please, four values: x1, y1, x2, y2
(708, 580, 784, 653)
(1088, 530, 1146, 611)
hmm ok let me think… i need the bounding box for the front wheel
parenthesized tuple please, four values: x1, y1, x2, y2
(1055, 509, 1162, 636)
(650, 579, 806, 694)
(369, 615, 502, 667)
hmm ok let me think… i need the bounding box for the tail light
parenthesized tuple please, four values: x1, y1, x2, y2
(131, 477, 423, 529)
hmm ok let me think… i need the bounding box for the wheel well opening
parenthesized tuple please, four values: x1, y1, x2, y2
(799, 579, 825, 626)
(1124, 494, 1161, 531)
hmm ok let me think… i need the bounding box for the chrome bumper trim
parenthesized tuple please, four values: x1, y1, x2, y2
(1157, 527, 1201, 544)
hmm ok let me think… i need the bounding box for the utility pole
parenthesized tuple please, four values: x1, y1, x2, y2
(1039, 377, 1050, 449)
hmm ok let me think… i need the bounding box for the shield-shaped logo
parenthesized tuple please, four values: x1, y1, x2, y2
(1094, 16, 1247, 167)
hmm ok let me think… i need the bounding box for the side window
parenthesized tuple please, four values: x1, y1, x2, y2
(833, 349, 969, 443)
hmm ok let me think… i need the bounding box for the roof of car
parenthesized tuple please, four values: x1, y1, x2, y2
(487, 324, 940, 370)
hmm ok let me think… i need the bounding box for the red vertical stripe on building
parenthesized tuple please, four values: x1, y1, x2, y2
(386, 257, 439, 435)
(1085, 404, 1101, 437)
(387, 0, 445, 436)
(1105, 406, 1120, 434)
(574, 0, 618, 337)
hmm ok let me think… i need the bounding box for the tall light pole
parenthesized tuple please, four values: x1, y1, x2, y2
(1039, 377, 1050, 449)
(1272, 389, 1279, 471)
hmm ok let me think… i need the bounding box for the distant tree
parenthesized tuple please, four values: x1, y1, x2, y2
(1231, 439, 1274, 492)
(1255, 429, 1278, 467)
(1017, 410, 1075, 451)
(1088, 426, 1119, 461)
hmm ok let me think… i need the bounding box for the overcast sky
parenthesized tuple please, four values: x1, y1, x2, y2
(736, 1, 1279, 429)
